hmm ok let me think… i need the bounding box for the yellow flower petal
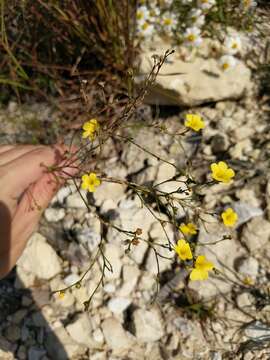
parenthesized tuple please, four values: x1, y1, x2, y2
(210, 163, 218, 173)
(174, 239, 193, 260)
(89, 173, 97, 181)
(82, 174, 89, 182)
(81, 172, 101, 193)
(190, 255, 214, 281)
(83, 122, 92, 131)
(58, 291, 65, 299)
(82, 119, 100, 141)
(226, 168, 235, 178)
(210, 161, 235, 183)
(185, 114, 205, 132)
(195, 255, 214, 272)
(190, 268, 209, 281)
(88, 184, 96, 192)
(218, 161, 227, 170)
(221, 207, 238, 227)
(180, 222, 197, 235)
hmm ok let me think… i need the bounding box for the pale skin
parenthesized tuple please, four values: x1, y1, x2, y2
(0, 145, 77, 279)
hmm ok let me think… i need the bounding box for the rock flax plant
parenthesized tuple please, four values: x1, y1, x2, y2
(43, 51, 243, 309)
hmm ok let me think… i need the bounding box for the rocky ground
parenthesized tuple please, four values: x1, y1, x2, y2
(0, 88, 270, 360)
(1, 17, 270, 360)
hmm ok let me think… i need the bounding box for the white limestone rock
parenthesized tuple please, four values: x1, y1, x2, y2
(132, 308, 164, 342)
(16, 233, 61, 281)
(139, 37, 251, 106)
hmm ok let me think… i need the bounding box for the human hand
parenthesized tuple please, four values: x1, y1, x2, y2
(0, 145, 77, 278)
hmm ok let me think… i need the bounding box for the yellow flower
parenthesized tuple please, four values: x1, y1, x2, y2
(82, 118, 100, 141)
(174, 239, 193, 261)
(179, 222, 197, 235)
(242, 276, 254, 286)
(221, 208, 238, 227)
(210, 161, 235, 183)
(81, 172, 101, 192)
(185, 114, 205, 131)
(58, 291, 65, 299)
(190, 255, 214, 281)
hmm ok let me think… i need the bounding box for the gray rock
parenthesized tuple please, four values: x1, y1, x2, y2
(189, 216, 245, 298)
(15, 265, 36, 288)
(236, 292, 254, 308)
(233, 201, 263, 228)
(4, 324, 21, 342)
(17, 345, 27, 360)
(210, 352, 223, 360)
(241, 216, 270, 252)
(92, 328, 104, 345)
(173, 317, 192, 336)
(107, 205, 154, 265)
(235, 188, 261, 208)
(245, 321, 270, 339)
(21, 295, 32, 306)
(28, 347, 46, 360)
(93, 182, 125, 207)
(155, 171, 189, 219)
(118, 265, 140, 296)
(0, 350, 13, 360)
(229, 138, 253, 160)
(157, 271, 186, 304)
(211, 134, 229, 154)
(66, 191, 87, 208)
(90, 352, 107, 360)
(107, 297, 131, 315)
(62, 213, 75, 230)
(32, 312, 48, 328)
(134, 163, 159, 185)
(44, 208, 65, 223)
(133, 308, 164, 342)
(103, 283, 116, 294)
(145, 343, 164, 360)
(16, 233, 61, 280)
(10, 309, 27, 324)
(146, 222, 174, 275)
(103, 244, 123, 280)
(63, 273, 80, 287)
(0, 336, 13, 360)
(51, 186, 74, 205)
(66, 313, 93, 347)
(236, 257, 259, 279)
(155, 162, 176, 184)
(121, 130, 165, 174)
(101, 317, 134, 355)
(45, 324, 87, 360)
(100, 199, 118, 215)
(172, 317, 210, 357)
(76, 228, 101, 252)
(31, 289, 50, 307)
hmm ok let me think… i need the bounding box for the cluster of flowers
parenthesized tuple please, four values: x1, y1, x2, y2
(80, 114, 238, 282)
(182, 0, 215, 50)
(174, 206, 236, 281)
(182, 1, 245, 72)
(176, 113, 238, 281)
(135, 0, 212, 41)
(136, 0, 257, 71)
